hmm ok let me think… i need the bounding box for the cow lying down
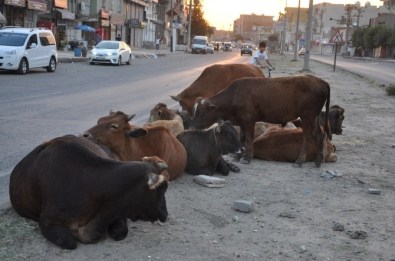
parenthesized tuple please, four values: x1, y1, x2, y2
(144, 103, 185, 136)
(253, 127, 337, 163)
(9, 135, 169, 250)
(177, 120, 241, 176)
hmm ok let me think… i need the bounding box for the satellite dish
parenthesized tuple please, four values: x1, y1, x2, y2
(365, 1, 371, 8)
(355, 1, 361, 8)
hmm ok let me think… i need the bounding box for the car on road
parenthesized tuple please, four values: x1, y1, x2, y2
(240, 43, 253, 55)
(207, 44, 214, 54)
(0, 27, 58, 74)
(88, 40, 133, 65)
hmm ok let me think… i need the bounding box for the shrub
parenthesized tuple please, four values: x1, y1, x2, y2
(385, 84, 395, 96)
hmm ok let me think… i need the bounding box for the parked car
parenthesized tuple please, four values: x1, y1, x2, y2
(0, 27, 58, 74)
(298, 47, 306, 56)
(207, 43, 214, 54)
(88, 40, 133, 65)
(240, 43, 253, 55)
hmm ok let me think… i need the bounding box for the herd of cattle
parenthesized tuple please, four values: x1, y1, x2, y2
(8, 63, 345, 249)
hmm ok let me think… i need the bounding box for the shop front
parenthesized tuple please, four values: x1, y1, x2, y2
(4, 0, 26, 26)
(52, 0, 75, 49)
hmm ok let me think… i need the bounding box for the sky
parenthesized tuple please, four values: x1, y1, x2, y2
(202, 0, 384, 29)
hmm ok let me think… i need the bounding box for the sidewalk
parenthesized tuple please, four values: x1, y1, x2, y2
(57, 46, 176, 63)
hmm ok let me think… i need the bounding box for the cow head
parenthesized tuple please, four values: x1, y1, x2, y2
(128, 156, 169, 223)
(212, 120, 242, 155)
(148, 103, 175, 122)
(170, 94, 192, 114)
(82, 111, 147, 155)
(190, 97, 219, 129)
(328, 105, 345, 135)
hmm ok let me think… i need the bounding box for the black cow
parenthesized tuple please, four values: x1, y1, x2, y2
(176, 120, 241, 175)
(9, 135, 169, 250)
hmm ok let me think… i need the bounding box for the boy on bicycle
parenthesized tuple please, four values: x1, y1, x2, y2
(251, 41, 275, 71)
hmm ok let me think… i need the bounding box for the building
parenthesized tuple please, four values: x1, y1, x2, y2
(0, 0, 188, 49)
(233, 13, 274, 44)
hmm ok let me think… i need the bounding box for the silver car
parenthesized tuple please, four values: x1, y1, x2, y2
(89, 40, 133, 65)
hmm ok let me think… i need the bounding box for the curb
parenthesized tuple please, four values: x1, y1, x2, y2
(58, 53, 168, 64)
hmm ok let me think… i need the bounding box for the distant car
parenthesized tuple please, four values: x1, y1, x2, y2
(0, 27, 58, 74)
(240, 43, 253, 55)
(223, 42, 232, 52)
(252, 45, 257, 51)
(88, 40, 133, 65)
(298, 47, 306, 56)
(207, 44, 214, 54)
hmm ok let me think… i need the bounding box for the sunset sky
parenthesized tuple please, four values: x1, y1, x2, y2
(202, 0, 384, 29)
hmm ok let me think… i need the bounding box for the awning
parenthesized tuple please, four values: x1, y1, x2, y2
(54, 8, 75, 20)
(0, 12, 6, 24)
(28, 0, 47, 12)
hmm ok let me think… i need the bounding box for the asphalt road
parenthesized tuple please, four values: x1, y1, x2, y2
(0, 51, 393, 205)
(308, 54, 395, 85)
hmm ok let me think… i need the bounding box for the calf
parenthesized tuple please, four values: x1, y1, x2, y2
(83, 111, 187, 181)
(292, 105, 345, 135)
(176, 120, 241, 175)
(253, 127, 337, 163)
(190, 75, 331, 167)
(144, 103, 184, 136)
(9, 135, 168, 250)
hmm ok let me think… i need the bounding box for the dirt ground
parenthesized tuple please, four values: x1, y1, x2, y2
(1, 55, 394, 261)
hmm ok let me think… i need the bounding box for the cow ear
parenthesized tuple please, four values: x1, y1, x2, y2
(128, 127, 148, 137)
(147, 173, 167, 190)
(170, 95, 180, 101)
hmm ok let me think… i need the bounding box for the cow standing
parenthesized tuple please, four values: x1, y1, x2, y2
(170, 63, 264, 115)
(190, 75, 331, 167)
(83, 111, 187, 181)
(9, 135, 169, 249)
(177, 120, 241, 175)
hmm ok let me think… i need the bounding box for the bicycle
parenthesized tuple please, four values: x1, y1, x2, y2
(260, 66, 275, 78)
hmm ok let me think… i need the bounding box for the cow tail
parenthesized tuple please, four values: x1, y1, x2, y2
(325, 83, 332, 140)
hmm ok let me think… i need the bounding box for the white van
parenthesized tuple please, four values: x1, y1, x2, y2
(191, 35, 208, 54)
(0, 27, 58, 74)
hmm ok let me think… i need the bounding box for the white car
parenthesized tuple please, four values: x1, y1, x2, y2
(0, 27, 58, 74)
(89, 40, 133, 65)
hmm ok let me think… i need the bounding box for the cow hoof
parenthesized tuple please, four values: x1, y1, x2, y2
(240, 158, 250, 164)
(293, 162, 303, 168)
(227, 163, 240, 173)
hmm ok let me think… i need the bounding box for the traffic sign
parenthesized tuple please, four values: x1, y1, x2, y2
(330, 30, 343, 43)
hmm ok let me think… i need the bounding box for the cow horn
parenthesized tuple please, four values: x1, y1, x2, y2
(148, 173, 167, 190)
(128, 114, 136, 121)
(170, 95, 180, 101)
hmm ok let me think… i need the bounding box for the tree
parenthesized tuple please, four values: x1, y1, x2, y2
(191, 1, 211, 37)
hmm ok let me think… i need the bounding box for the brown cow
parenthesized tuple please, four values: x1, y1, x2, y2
(9, 135, 169, 249)
(253, 126, 337, 163)
(83, 111, 187, 181)
(170, 63, 264, 115)
(189, 75, 331, 167)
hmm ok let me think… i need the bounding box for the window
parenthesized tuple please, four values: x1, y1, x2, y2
(39, 32, 56, 46)
(0, 33, 28, 47)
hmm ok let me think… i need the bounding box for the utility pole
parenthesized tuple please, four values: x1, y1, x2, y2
(170, 0, 173, 52)
(292, 0, 301, 61)
(302, 0, 313, 71)
(187, 0, 192, 51)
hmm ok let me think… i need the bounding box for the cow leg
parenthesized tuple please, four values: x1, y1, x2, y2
(296, 120, 314, 166)
(216, 157, 230, 176)
(39, 217, 77, 250)
(313, 120, 325, 167)
(241, 124, 255, 164)
(108, 217, 128, 241)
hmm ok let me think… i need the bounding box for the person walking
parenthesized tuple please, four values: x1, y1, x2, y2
(116, 34, 121, 41)
(156, 37, 160, 50)
(251, 41, 275, 70)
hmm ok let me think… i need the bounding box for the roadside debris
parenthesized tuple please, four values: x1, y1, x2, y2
(193, 175, 225, 188)
(321, 170, 342, 179)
